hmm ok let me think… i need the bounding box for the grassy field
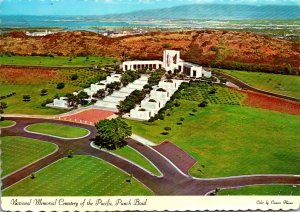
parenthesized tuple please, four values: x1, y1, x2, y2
(26, 123, 90, 138)
(1, 136, 57, 177)
(0, 84, 74, 115)
(125, 101, 300, 179)
(219, 69, 300, 99)
(0, 55, 118, 67)
(3, 156, 153, 196)
(109, 146, 161, 176)
(179, 81, 245, 104)
(218, 185, 300, 195)
(0, 120, 15, 128)
(0, 68, 107, 115)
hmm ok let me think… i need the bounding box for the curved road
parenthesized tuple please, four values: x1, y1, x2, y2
(2, 117, 299, 195)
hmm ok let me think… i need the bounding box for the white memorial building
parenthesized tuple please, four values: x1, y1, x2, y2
(122, 50, 211, 78)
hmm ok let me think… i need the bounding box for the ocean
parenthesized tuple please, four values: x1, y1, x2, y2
(0, 4, 299, 32)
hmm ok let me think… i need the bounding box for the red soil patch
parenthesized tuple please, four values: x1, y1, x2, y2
(61, 109, 115, 125)
(153, 141, 197, 175)
(243, 91, 300, 115)
(0, 67, 58, 84)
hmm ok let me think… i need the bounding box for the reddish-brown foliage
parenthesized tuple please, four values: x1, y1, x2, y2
(1, 30, 299, 74)
(243, 91, 300, 115)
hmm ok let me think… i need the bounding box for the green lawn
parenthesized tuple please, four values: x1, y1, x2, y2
(2, 156, 153, 196)
(0, 120, 15, 128)
(218, 185, 300, 195)
(219, 69, 300, 99)
(0, 55, 118, 67)
(0, 67, 107, 115)
(1, 136, 57, 177)
(0, 84, 75, 115)
(108, 146, 161, 176)
(26, 123, 90, 139)
(125, 101, 300, 180)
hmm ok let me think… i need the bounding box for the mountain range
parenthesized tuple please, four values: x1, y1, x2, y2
(102, 4, 300, 20)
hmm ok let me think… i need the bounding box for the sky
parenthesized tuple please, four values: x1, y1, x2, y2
(1, 0, 299, 15)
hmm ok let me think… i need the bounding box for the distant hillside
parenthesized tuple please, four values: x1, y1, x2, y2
(103, 4, 300, 20)
(1, 30, 299, 75)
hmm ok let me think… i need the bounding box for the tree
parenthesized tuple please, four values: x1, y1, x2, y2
(94, 118, 132, 150)
(0, 102, 7, 109)
(40, 89, 48, 96)
(68, 150, 74, 158)
(162, 43, 171, 49)
(93, 89, 106, 99)
(23, 95, 31, 102)
(71, 74, 79, 81)
(66, 93, 79, 107)
(30, 172, 36, 179)
(77, 91, 89, 105)
(198, 101, 208, 108)
(107, 82, 121, 91)
(57, 82, 65, 89)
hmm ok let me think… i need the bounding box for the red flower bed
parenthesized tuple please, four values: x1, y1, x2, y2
(0, 67, 58, 84)
(243, 91, 300, 115)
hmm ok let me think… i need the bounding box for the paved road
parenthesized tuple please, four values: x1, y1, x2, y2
(214, 71, 300, 103)
(2, 117, 299, 195)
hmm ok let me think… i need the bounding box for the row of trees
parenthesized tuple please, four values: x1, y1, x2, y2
(117, 90, 147, 115)
(0, 101, 8, 114)
(0, 92, 16, 100)
(121, 70, 140, 86)
(148, 69, 165, 86)
(66, 91, 90, 107)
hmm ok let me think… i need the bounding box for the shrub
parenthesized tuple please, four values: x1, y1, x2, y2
(192, 109, 197, 113)
(0, 102, 7, 109)
(68, 150, 74, 158)
(209, 88, 217, 94)
(23, 95, 31, 102)
(180, 117, 185, 122)
(198, 101, 208, 107)
(41, 99, 53, 107)
(164, 127, 171, 131)
(189, 113, 195, 116)
(174, 101, 181, 107)
(30, 173, 36, 179)
(161, 132, 169, 135)
(56, 82, 65, 89)
(162, 43, 171, 49)
(40, 89, 48, 96)
(71, 74, 79, 81)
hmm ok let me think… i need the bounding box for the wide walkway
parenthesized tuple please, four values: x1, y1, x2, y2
(2, 117, 299, 195)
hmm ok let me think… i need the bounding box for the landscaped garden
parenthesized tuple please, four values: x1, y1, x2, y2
(178, 81, 245, 105)
(218, 69, 300, 99)
(0, 120, 15, 128)
(2, 156, 153, 196)
(218, 185, 300, 195)
(0, 66, 108, 115)
(0, 55, 118, 67)
(124, 82, 300, 183)
(108, 146, 161, 176)
(26, 123, 90, 139)
(1, 136, 57, 177)
(126, 102, 300, 179)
